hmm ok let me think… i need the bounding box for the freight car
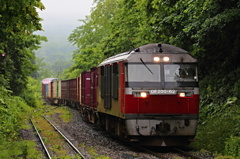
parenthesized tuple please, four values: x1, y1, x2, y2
(41, 78, 58, 104)
(42, 43, 199, 146)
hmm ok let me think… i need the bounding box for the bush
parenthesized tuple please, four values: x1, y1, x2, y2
(20, 77, 43, 107)
(0, 86, 40, 158)
(193, 96, 240, 154)
(224, 136, 240, 158)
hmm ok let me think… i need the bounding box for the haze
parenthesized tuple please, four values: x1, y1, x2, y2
(38, 0, 94, 40)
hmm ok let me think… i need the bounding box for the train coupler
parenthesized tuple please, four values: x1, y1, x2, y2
(156, 122, 170, 133)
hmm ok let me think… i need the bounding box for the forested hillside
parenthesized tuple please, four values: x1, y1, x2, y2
(34, 25, 75, 79)
(66, 0, 240, 157)
(0, 0, 45, 157)
(35, 37, 74, 79)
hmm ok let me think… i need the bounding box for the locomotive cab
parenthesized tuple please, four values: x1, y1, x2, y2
(98, 43, 199, 146)
(123, 44, 199, 146)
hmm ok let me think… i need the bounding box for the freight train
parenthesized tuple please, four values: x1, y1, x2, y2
(42, 43, 199, 146)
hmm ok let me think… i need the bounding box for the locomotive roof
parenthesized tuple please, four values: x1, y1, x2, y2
(98, 43, 189, 66)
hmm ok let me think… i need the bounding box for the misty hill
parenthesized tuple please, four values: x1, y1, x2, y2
(35, 25, 77, 78)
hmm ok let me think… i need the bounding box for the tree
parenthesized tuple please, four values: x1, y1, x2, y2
(67, 0, 240, 154)
(0, 0, 46, 95)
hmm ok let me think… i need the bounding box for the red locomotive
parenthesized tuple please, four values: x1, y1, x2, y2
(42, 43, 199, 146)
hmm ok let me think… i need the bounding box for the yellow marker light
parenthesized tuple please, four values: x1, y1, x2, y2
(140, 92, 147, 98)
(179, 92, 186, 97)
(153, 57, 160, 62)
(163, 56, 170, 62)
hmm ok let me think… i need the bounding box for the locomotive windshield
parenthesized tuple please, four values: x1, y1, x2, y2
(126, 63, 198, 88)
(164, 64, 198, 82)
(127, 64, 160, 82)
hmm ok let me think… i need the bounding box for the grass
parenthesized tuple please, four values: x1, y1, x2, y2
(30, 104, 77, 158)
(31, 104, 110, 158)
(88, 146, 110, 159)
(32, 115, 70, 158)
(43, 105, 72, 123)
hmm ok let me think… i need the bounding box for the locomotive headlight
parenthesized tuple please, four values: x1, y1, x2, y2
(133, 91, 149, 98)
(153, 57, 160, 62)
(163, 56, 170, 62)
(140, 92, 148, 98)
(179, 92, 186, 97)
(178, 91, 193, 97)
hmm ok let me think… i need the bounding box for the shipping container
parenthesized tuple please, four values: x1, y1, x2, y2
(77, 76, 81, 103)
(41, 78, 58, 103)
(61, 80, 68, 100)
(81, 71, 91, 106)
(68, 78, 78, 102)
(90, 67, 98, 108)
(42, 83, 46, 98)
(58, 80, 61, 99)
(46, 84, 49, 97)
(52, 80, 58, 99)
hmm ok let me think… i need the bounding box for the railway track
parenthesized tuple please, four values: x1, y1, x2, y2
(131, 144, 204, 159)
(131, 143, 204, 159)
(31, 116, 85, 159)
(107, 132, 204, 159)
(30, 105, 209, 158)
(173, 147, 204, 159)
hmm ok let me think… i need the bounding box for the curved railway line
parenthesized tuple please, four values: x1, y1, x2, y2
(27, 105, 212, 159)
(31, 116, 85, 159)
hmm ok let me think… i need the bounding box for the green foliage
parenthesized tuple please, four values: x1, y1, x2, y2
(215, 156, 235, 159)
(0, 87, 26, 139)
(224, 136, 240, 158)
(0, 0, 46, 95)
(194, 95, 240, 153)
(0, 86, 41, 158)
(87, 146, 110, 159)
(66, 0, 240, 156)
(0, 140, 42, 159)
(0, 0, 46, 157)
(20, 77, 43, 107)
(194, 113, 237, 153)
(67, 0, 240, 77)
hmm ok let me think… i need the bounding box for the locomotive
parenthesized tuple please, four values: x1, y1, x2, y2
(42, 43, 199, 146)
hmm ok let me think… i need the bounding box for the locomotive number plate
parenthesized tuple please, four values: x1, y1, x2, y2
(150, 90, 176, 94)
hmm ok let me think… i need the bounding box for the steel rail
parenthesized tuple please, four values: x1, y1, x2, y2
(30, 119, 52, 159)
(173, 148, 203, 159)
(109, 132, 204, 159)
(43, 115, 85, 159)
(108, 133, 168, 159)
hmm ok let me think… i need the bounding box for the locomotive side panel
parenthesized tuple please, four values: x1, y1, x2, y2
(97, 63, 122, 118)
(119, 61, 126, 116)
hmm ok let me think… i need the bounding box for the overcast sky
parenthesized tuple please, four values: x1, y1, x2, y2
(37, 0, 94, 39)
